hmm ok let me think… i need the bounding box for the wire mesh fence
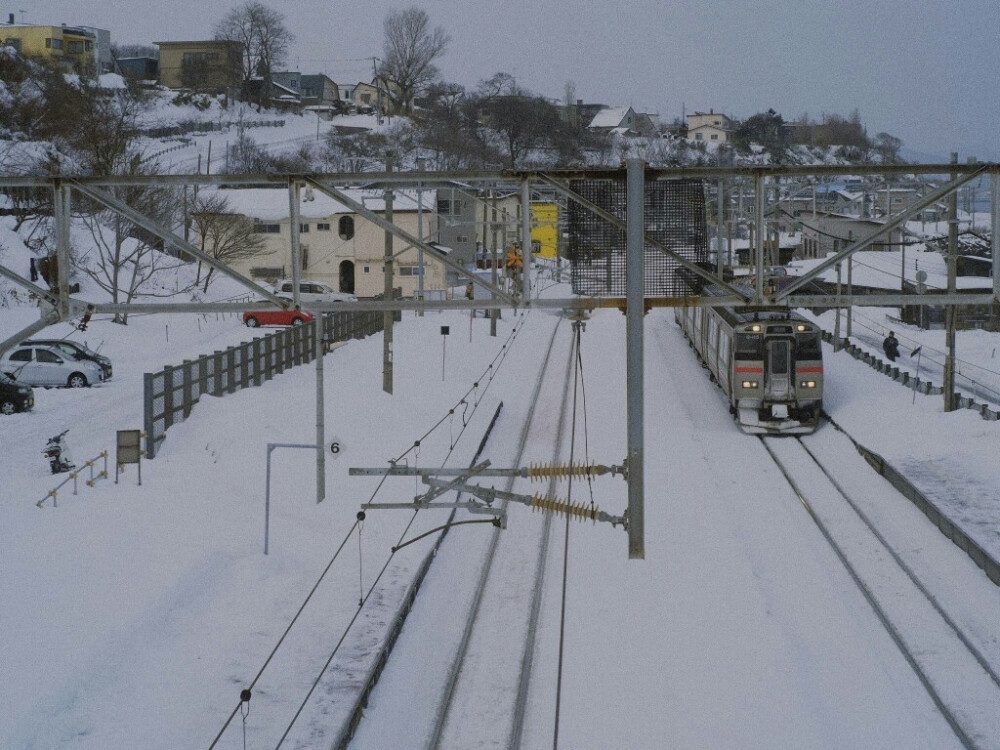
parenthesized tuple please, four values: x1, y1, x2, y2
(567, 178, 708, 297)
(143, 309, 387, 459)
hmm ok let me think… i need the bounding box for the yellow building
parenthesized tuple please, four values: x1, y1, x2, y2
(1, 23, 98, 75)
(530, 202, 559, 260)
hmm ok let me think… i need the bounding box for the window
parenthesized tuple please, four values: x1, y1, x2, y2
(253, 223, 281, 234)
(457, 235, 469, 243)
(51, 38, 63, 50)
(363, 266, 370, 273)
(437, 198, 452, 215)
(37, 349, 61, 364)
(3, 38, 22, 52)
(302, 246, 309, 269)
(795, 333, 822, 360)
(67, 41, 84, 54)
(45, 38, 52, 48)
(360, 92, 371, 104)
(710, 134, 718, 141)
(85, 40, 92, 51)
(299, 223, 310, 233)
(735, 334, 763, 358)
(10, 349, 31, 362)
(695, 133, 703, 141)
(317, 223, 331, 231)
(398, 266, 419, 276)
(338, 216, 354, 240)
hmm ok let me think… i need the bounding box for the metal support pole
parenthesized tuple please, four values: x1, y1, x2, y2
(625, 159, 645, 560)
(992, 172, 999, 300)
(316, 319, 326, 504)
(846, 255, 853, 339)
(490, 189, 498, 337)
(383, 155, 395, 394)
(416, 158, 425, 314)
(289, 180, 301, 309)
(55, 182, 72, 317)
(264, 442, 321, 554)
(755, 174, 765, 299)
(716, 177, 725, 276)
(521, 179, 532, 301)
(944, 153, 958, 411)
(834, 262, 842, 351)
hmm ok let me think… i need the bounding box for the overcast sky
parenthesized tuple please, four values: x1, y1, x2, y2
(19, 0, 1000, 159)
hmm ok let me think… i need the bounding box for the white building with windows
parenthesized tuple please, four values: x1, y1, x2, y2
(194, 188, 446, 298)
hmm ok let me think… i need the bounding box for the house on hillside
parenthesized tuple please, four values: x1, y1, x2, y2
(155, 40, 241, 92)
(0, 18, 106, 76)
(686, 110, 733, 144)
(117, 56, 159, 82)
(562, 99, 608, 129)
(300, 74, 338, 109)
(588, 106, 638, 134)
(197, 188, 447, 298)
(352, 77, 402, 116)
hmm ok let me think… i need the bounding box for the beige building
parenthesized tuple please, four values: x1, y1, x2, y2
(798, 212, 904, 260)
(686, 110, 733, 144)
(199, 188, 448, 298)
(155, 40, 242, 91)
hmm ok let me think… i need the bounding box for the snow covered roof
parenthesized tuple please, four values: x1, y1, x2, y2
(204, 187, 426, 220)
(588, 106, 633, 129)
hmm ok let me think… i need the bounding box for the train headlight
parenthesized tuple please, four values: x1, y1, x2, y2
(750, 324, 762, 332)
(741, 380, 759, 389)
(796, 324, 807, 332)
(800, 380, 817, 389)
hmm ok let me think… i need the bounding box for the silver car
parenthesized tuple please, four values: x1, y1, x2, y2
(1, 344, 105, 388)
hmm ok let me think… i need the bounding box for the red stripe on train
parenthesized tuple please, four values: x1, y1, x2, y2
(796, 367, 823, 373)
(734, 367, 763, 373)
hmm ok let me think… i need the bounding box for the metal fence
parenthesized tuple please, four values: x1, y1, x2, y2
(143, 310, 385, 459)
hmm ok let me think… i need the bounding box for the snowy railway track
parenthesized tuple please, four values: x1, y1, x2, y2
(761, 432, 1000, 750)
(425, 316, 576, 750)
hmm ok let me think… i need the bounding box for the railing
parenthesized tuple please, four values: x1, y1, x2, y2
(36, 451, 110, 508)
(143, 309, 386, 459)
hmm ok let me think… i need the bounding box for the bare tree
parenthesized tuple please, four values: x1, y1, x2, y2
(214, 1, 293, 108)
(77, 155, 191, 324)
(379, 7, 450, 113)
(190, 193, 271, 292)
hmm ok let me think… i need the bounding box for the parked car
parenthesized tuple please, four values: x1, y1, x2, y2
(274, 280, 357, 304)
(1, 344, 105, 388)
(0, 371, 34, 414)
(243, 298, 315, 328)
(26, 339, 113, 379)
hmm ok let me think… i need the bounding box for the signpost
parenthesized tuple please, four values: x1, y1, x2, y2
(440, 325, 450, 381)
(116, 429, 142, 485)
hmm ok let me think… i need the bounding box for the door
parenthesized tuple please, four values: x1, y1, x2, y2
(34, 348, 67, 385)
(339, 260, 355, 294)
(765, 339, 792, 400)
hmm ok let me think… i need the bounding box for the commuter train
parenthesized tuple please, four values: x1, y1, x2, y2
(675, 300, 824, 434)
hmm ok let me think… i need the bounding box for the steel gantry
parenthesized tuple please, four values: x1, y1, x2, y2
(2, 163, 1000, 558)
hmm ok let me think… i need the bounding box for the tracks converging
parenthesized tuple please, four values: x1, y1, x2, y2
(761, 429, 1000, 750)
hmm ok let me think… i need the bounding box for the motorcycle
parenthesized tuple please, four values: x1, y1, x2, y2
(43, 429, 75, 475)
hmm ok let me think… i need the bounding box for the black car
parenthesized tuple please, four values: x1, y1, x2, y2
(0, 371, 34, 414)
(27, 339, 113, 379)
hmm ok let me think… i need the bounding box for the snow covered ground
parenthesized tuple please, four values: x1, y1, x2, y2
(2, 277, 1000, 748)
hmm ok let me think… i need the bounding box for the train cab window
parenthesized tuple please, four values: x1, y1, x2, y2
(735, 333, 763, 358)
(795, 332, 822, 359)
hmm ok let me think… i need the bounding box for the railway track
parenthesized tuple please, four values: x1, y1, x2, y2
(761, 430, 1000, 750)
(340, 311, 583, 750)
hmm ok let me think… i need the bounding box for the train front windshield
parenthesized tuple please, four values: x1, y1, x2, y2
(795, 332, 822, 359)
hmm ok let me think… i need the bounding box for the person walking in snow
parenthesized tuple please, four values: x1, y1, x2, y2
(883, 331, 900, 362)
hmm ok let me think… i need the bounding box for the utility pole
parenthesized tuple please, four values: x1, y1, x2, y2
(383, 154, 394, 394)
(372, 57, 383, 126)
(716, 177, 725, 276)
(944, 152, 958, 411)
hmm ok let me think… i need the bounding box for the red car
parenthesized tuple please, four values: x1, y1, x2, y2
(243, 300, 314, 328)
